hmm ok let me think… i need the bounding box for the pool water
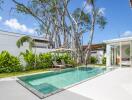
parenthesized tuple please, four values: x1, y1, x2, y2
(18, 67, 107, 98)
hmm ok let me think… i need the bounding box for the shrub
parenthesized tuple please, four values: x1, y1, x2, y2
(55, 53, 72, 63)
(39, 53, 52, 68)
(102, 56, 106, 64)
(54, 53, 76, 66)
(68, 59, 77, 67)
(20, 50, 39, 70)
(0, 51, 22, 73)
(90, 56, 98, 64)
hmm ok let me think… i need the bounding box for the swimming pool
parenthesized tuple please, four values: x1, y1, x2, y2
(18, 67, 109, 99)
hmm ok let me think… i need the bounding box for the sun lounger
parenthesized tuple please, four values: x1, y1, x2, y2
(61, 60, 72, 67)
(52, 61, 65, 69)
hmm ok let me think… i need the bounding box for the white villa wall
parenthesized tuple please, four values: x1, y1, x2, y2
(106, 44, 111, 67)
(0, 31, 53, 56)
(104, 37, 132, 67)
(91, 50, 105, 64)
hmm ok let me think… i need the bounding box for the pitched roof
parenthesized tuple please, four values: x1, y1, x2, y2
(83, 43, 106, 51)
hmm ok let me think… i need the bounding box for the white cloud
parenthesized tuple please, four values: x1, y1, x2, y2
(0, 16, 2, 21)
(4, 18, 35, 34)
(121, 31, 132, 37)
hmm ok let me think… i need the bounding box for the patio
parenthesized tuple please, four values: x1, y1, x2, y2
(104, 37, 132, 67)
(0, 68, 132, 100)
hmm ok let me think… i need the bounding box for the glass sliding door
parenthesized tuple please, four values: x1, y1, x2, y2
(111, 45, 120, 66)
(121, 42, 131, 67)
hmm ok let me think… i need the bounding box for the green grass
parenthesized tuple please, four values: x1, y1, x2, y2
(79, 64, 106, 67)
(0, 64, 106, 78)
(92, 64, 106, 67)
(0, 69, 50, 78)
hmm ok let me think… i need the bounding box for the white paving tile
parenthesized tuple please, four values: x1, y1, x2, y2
(0, 68, 132, 100)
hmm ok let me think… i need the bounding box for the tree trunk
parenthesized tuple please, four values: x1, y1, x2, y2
(84, 11, 95, 65)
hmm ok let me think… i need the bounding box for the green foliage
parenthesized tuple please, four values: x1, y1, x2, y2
(20, 50, 39, 70)
(55, 53, 72, 63)
(90, 56, 98, 64)
(68, 59, 77, 67)
(73, 8, 90, 26)
(39, 53, 52, 68)
(16, 36, 34, 51)
(86, 0, 94, 5)
(0, 50, 76, 73)
(54, 53, 76, 66)
(20, 51, 76, 69)
(102, 56, 106, 64)
(125, 47, 130, 56)
(96, 15, 107, 29)
(0, 51, 22, 73)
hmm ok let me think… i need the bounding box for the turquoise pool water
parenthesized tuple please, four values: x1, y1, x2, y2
(18, 67, 107, 98)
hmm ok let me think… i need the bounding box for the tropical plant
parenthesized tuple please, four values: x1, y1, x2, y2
(39, 53, 52, 68)
(20, 50, 39, 70)
(54, 53, 76, 66)
(102, 56, 106, 64)
(16, 36, 35, 50)
(90, 56, 98, 64)
(125, 47, 130, 56)
(55, 53, 72, 63)
(0, 51, 22, 73)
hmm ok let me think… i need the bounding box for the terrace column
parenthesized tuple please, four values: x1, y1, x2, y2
(120, 42, 122, 67)
(106, 44, 111, 67)
(130, 41, 132, 67)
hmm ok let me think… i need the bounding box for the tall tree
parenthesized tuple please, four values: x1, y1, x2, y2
(84, 0, 107, 64)
(12, 0, 107, 64)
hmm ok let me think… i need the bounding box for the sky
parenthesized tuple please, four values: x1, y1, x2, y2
(0, 0, 132, 44)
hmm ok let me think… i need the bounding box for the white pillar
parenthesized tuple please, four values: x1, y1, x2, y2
(106, 44, 111, 67)
(120, 42, 122, 67)
(130, 41, 132, 67)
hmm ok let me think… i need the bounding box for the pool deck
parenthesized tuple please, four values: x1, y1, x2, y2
(0, 68, 132, 100)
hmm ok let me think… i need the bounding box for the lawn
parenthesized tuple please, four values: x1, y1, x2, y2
(0, 64, 106, 78)
(91, 64, 106, 67)
(0, 68, 50, 78)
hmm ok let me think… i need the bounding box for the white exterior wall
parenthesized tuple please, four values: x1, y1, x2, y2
(91, 50, 105, 64)
(97, 50, 105, 64)
(106, 44, 111, 67)
(0, 31, 53, 56)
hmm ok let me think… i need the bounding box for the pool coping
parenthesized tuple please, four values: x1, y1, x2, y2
(17, 67, 116, 99)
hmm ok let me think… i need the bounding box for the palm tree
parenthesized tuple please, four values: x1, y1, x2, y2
(16, 36, 38, 67)
(16, 36, 35, 51)
(13, 0, 107, 65)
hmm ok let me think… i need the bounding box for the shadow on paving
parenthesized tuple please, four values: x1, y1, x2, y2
(44, 89, 93, 100)
(0, 80, 93, 100)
